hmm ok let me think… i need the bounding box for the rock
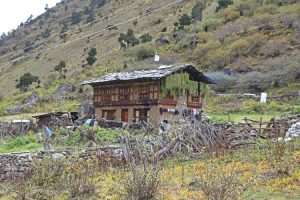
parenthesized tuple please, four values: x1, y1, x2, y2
(52, 153, 65, 160)
(27, 92, 40, 107)
(286, 122, 300, 138)
(78, 103, 95, 119)
(5, 104, 28, 115)
(155, 38, 170, 46)
(55, 83, 76, 95)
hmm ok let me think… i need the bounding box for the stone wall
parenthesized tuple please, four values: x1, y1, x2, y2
(0, 146, 124, 182)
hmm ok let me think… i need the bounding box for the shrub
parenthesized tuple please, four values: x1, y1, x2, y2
(42, 28, 51, 38)
(86, 12, 95, 23)
(126, 165, 160, 200)
(253, 14, 275, 31)
(260, 38, 290, 57)
(221, 7, 240, 22)
(244, 33, 266, 56)
(24, 40, 34, 52)
(118, 29, 140, 48)
(216, 0, 233, 12)
(60, 22, 68, 42)
(71, 12, 81, 24)
(86, 47, 97, 65)
(54, 60, 67, 78)
(90, 0, 106, 8)
(16, 73, 40, 92)
(179, 14, 192, 26)
(191, 2, 206, 21)
(236, 0, 256, 16)
(205, 49, 230, 70)
(228, 39, 250, 57)
(193, 40, 221, 60)
(202, 18, 223, 32)
(136, 47, 155, 60)
(140, 33, 153, 43)
(190, 165, 247, 200)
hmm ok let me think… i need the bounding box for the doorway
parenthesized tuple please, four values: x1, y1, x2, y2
(121, 109, 129, 122)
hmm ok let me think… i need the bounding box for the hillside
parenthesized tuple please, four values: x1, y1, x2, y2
(0, 0, 299, 114)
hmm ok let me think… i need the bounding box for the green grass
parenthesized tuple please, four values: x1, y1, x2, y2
(0, 133, 43, 153)
(208, 112, 283, 123)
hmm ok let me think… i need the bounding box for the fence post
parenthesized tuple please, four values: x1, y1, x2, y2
(259, 116, 262, 134)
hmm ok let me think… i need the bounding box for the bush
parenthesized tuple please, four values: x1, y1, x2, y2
(216, 0, 233, 12)
(190, 164, 248, 200)
(161, 27, 167, 32)
(42, 28, 51, 38)
(86, 47, 97, 65)
(221, 7, 240, 22)
(140, 33, 153, 43)
(71, 12, 81, 24)
(191, 2, 206, 21)
(118, 29, 140, 48)
(205, 49, 230, 70)
(236, 0, 256, 16)
(16, 73, 40, 92)
(179, 14, 192, 26)
(136, 47, 155, 60)
(202, 18, 223, 32)
(193, 40, 221, 60)
(260, 38, 290, 57)
(228, 39, 250, 57)
(244, 33, 266, 56)
(123, 162, 160, 200)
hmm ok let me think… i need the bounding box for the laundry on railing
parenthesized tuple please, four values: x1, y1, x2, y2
(159, 107, 201, 116)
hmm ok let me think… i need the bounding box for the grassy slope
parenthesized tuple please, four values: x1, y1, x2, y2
(0, 0, 299, 114)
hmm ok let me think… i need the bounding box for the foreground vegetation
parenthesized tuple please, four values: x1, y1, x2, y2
(0, 138, 299, 199)
(0, 127, 124, 154)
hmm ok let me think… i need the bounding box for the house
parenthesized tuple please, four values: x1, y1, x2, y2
(82, 64, 215, 126)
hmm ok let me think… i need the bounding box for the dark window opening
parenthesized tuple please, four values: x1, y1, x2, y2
(134, 109, 150, 123)
(102, 110, 116, 120)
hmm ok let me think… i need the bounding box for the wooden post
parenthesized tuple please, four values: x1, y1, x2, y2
(259, 116, 262, 134)
(273, 117, 278, 139)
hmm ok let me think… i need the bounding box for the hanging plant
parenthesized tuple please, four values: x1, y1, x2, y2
(161, 72, 199, 96)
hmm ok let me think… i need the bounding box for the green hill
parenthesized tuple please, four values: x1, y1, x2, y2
(0, 0, 299, 114)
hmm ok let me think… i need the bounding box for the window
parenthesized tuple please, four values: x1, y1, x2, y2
(102, 110, 116, 120)
(134, 109, 150, 123)
(94, 87, 112, 103)
(139, 85, 150, 100)
(191, 96, 200, 102)
(119, 87, 130, 101)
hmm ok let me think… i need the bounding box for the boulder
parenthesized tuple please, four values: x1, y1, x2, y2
(155, 38, 170, 46)
(78, 103, 95, 119)
(27, 92, 40, 107)
(55, 83, 76, 95)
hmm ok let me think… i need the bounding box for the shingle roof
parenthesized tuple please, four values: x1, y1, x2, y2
(82, 64, 215, 85)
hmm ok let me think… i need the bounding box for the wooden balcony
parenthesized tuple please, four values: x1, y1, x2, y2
(187, 95, 203, 108)
(95, 99, 159, 107)
(159, 97, 177, 106)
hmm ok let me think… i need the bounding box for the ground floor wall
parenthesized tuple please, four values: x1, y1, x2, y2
(95, 96, 204, 127)
(95, 105, 160, 126)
